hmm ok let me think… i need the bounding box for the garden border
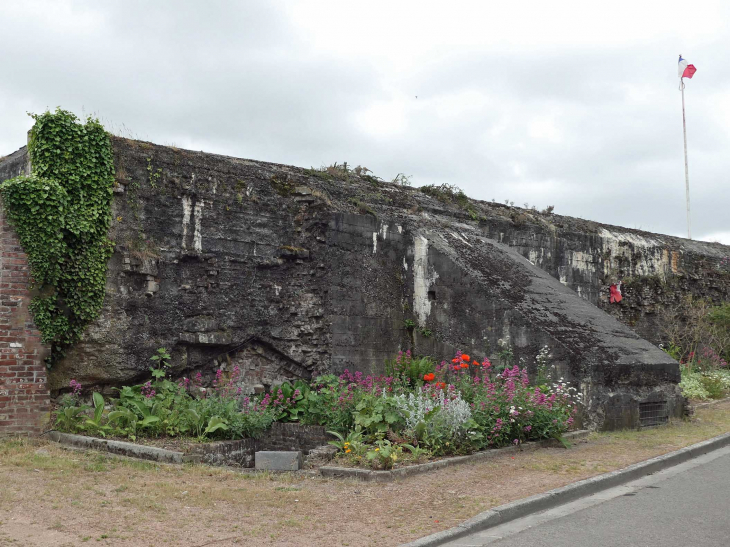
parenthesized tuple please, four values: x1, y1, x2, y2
(319, 430, 590, 482)
(46, 430, 591, 476)
(401, 431, 730, 547)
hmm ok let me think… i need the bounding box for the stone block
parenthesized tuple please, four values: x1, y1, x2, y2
(255, 450, 302, 471)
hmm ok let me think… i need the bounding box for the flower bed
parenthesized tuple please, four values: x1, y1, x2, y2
(53, 348, 581, 469)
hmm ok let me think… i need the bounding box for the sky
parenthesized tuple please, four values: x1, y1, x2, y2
(1, 0, 729, 243)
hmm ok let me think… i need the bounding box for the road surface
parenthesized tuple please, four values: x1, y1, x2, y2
(443, 445, 730, 547)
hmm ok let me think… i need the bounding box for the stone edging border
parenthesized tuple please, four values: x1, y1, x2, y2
(401, 431, 730, 547)
(319, 430, 590, 483)
(47, 431, 185, 463)
(693, 395, 730, 409)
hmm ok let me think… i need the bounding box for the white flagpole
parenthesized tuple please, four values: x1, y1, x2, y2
(680, 68, 691, 240)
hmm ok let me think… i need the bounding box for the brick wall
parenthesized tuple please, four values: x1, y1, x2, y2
(0, 200, 50, 436)
(256, 422, 333, 455)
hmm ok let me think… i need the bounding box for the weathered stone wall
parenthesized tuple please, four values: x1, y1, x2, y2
(1, 137, 729, 431)
(474, 211, 730, 345)
(0, 193, 50, 436)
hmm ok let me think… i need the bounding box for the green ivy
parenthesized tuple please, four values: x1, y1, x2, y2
(0, 108, 114, 366)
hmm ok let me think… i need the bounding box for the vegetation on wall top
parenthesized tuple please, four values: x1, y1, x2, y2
(0, 108, 114, 366)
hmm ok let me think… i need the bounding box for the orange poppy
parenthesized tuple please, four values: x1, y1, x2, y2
(472, 360, 479, 365)
(451, 358, 459, 363)
(461, 354, 470, 361)
(460, 363, 469, 369)
(423, 373, 435, 382)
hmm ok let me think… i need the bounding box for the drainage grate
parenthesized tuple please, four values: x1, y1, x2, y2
(639, 401, 669, 428)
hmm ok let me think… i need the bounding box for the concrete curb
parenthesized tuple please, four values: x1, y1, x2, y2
(47, 431, 184, 464)
(320, 431, 590, 482)
(401, 431, 730, 547)
(693, 395, 730, 410)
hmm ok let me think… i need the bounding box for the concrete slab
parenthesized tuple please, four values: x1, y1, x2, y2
(255, 450, 303, 471)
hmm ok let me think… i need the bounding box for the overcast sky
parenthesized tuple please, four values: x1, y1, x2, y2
(2, 1, 729, 243)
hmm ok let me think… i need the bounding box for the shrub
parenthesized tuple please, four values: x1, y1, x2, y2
(385, 350, 436, 386)
(700, 375, 726, 399)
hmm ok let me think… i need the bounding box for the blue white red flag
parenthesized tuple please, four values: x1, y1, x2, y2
(678, 55, 697, 79)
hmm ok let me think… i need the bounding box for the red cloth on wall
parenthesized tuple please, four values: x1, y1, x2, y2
(609, 283, 623, 304)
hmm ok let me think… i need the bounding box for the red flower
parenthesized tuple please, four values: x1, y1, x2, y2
(460, 363, 469, 369)
(472, 360, 479, 365)
(451, 358, 459, 363)
(423, 373, 435, 382)
(461, 354, 471, 362)
(436, 382, 446, 390)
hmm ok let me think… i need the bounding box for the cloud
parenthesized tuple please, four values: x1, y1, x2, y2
(1, 0, 728, 243)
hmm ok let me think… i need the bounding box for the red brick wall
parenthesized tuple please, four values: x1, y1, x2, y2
(0, 200, 50, 436)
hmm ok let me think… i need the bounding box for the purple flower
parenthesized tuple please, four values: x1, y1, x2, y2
(141, 381, 156, 399)
(69, 379, 82, 397)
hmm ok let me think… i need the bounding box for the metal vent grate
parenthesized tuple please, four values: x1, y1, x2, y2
(639, 401, 668, 428)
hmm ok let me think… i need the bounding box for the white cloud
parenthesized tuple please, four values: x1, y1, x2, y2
(1, 0, 729, 243)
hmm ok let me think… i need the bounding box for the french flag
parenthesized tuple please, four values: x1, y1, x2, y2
(678, 55, 697, 79)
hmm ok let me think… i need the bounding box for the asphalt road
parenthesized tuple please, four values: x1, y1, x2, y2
(444, 445, 730, 547)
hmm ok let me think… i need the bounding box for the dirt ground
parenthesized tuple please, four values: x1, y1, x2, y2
(1, 401, 730, 547)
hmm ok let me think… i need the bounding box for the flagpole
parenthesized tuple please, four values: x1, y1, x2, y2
(681, 76, 691, 240)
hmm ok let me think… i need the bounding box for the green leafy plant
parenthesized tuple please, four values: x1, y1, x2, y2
(84, 392, 112, 437)
(401, 443, 431, 462)
(366, 439, 402, 470)
(0, 109, 114, 366)
(150, 347, 171, 379)
(55, 405, 89, 432)
(107, 407, 138, 437)
(203, 416, 229, 436)
(353, 394, 405, 437)
(327, 426, 364, 453)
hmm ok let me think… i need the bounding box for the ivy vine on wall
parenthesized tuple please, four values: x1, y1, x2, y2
(0, 108, 114, 366)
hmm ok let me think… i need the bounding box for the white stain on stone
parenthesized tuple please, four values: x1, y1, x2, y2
(397, 225, 403, 234)
(274, 284, 281, 296)
(193, 200, 204, 253)
(448, 231, 472, 246)
(372, 232, 378, 254)
(181, 196, 192, 250)
(599, 228, 671, 278)
(380, 223, 389, 240)
(558, 266, 568, 285)
(403, 256, 408, 271)
(567, 251, 593, 277)
(413, 236, 438, 325)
